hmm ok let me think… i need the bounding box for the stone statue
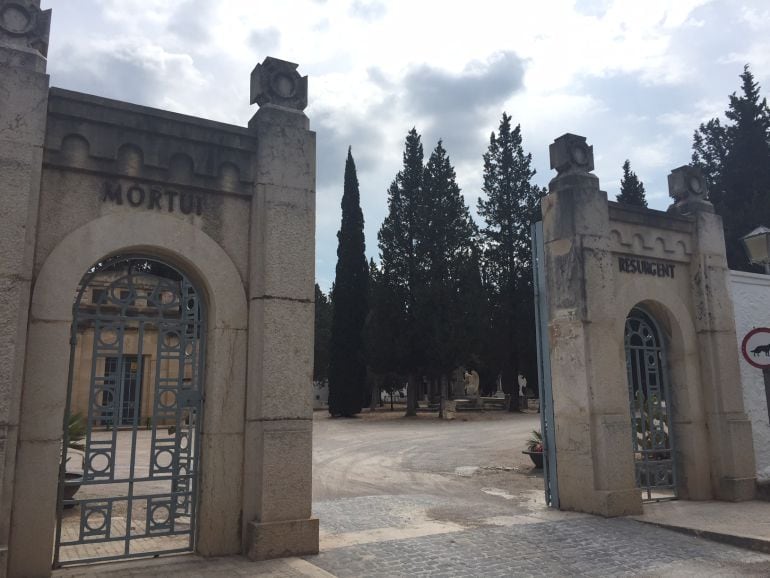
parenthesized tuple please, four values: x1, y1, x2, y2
(464, 370, 479, 397)
(494, 373, 505, 399)
(518, 373, 527, 397)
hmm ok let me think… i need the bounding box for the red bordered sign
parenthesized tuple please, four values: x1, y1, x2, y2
(741, 327, 770, 369)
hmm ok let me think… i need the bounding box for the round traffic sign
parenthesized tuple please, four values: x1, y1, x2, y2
(741, 327, 770, 369)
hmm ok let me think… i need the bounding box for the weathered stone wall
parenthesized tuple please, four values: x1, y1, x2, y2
(0, 22, 317, 573)
(38, 88, 254, 282)
(0, 1, 51, 574)
(542, 133, 755, 517)
(730, 271, 770, 482)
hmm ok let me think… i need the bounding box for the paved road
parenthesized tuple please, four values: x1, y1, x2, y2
(56, 409, 770, 576)
(308, 410, 770, 577)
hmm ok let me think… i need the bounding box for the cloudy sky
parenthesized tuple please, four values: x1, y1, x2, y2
(42, 0, 770, 290)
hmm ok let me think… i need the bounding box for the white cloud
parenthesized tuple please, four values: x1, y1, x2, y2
(42, 0, 770, 288)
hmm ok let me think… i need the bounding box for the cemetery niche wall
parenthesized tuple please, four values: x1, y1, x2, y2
(0, 2, 317, 575)
(540, 133, 756, 517)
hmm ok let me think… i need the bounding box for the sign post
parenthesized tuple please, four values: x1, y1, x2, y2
(741, 327, 770, 423)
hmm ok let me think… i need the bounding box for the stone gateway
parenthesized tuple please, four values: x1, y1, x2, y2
(537, 133, 756, 517)
(0, 1, 317, 575)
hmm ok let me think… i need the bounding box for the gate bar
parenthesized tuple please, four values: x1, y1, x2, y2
(532, 221, 559, 508)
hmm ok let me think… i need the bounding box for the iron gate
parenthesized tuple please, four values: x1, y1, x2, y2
(532, 221, 559, 508)
(625, 307, 677, 501)
(55, 256, 205, 567)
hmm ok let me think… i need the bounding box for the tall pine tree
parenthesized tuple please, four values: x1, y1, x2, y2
(328, 148, 369, 417)
(377, 129, 425, 416)
(417, 140, 479, 389)
(692, 118, 728, 202)
(616, 160, 647, 207)
(693, 64, 770, 271)
(477, 113, 545, 409)
(455, 245, 488, 377)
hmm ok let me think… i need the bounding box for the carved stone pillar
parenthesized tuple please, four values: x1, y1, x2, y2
(242, 57, 319, 559)
(0, 1, 50, 575)
(542, 134, 641, 517)
(668, 166, 756, 500)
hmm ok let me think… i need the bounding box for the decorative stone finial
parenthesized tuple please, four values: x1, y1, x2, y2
(0, 0, 51, 57)
(250, 57, 307, 111)
(549, 133, 594, 176)
(667, 165, 713, 215)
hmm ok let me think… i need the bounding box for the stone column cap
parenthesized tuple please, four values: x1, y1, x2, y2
(667, 165, 714, 215)
(0, 0, 51, 58)
(549, 133, 594, 176)
(250, 57, 307, 111)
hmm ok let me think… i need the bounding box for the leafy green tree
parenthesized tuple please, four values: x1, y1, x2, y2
(366, 259, 408, 375)
(313, 283, 332, 383)
(616, 159, 647, 208)
(692, 118, 728, 204)
(377, 129, 425, 416)
(328, 148, 369, 417)
(692, 65, 770, 271)
(454, 245, 488, 375)
(417, 140, 479, 387)
(477, 113, 545, 409)
(365, 258, 405, 409)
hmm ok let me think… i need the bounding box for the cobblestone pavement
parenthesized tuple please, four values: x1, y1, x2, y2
(55, 412, 770, 576)
(305, 412, 770, 577)
(307, 494, 770, 577)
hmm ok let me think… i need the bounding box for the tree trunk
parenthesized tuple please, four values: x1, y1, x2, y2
(438, 374, 449, 419)
(507, 368, 520, 412)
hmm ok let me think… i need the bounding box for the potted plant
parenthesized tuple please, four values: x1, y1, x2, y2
(63, 413, 86, 504)
(523, 429, 544, 469)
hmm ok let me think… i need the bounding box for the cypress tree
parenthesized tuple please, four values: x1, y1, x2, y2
(328, 148, 369, 417)
(417, 140, 478, 384)
(692, 64, 770, 270)
(455, 244, 488, 375)
(616, 160, 647, 207)
(477, 113, 545, 409)
(692, 118, 728, 203)
(377, 128, 424, 416)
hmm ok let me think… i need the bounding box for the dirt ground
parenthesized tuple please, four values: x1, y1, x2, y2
(312, 408, 545, 511)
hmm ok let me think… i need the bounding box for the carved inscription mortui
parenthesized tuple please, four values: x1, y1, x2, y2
(101, 181, 204, 216)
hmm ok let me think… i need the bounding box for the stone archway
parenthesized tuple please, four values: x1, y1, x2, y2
(617, 296, 712, 502)
(55, 255, 207, 566)
(8, 212, 248, 576)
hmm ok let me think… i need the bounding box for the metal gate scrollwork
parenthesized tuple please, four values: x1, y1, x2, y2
(625, 307, 676, 502)
(55, 256, 205, 567)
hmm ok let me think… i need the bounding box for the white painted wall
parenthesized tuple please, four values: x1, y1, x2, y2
(730, 270, 770, 482)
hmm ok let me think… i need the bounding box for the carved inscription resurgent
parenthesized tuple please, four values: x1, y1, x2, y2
(617, 256, 675, 279)
(101, 181, 204, 215)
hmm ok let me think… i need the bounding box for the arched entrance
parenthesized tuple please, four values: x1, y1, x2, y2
(54, 255, 205, 567)
(624, 306, 677, 502)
